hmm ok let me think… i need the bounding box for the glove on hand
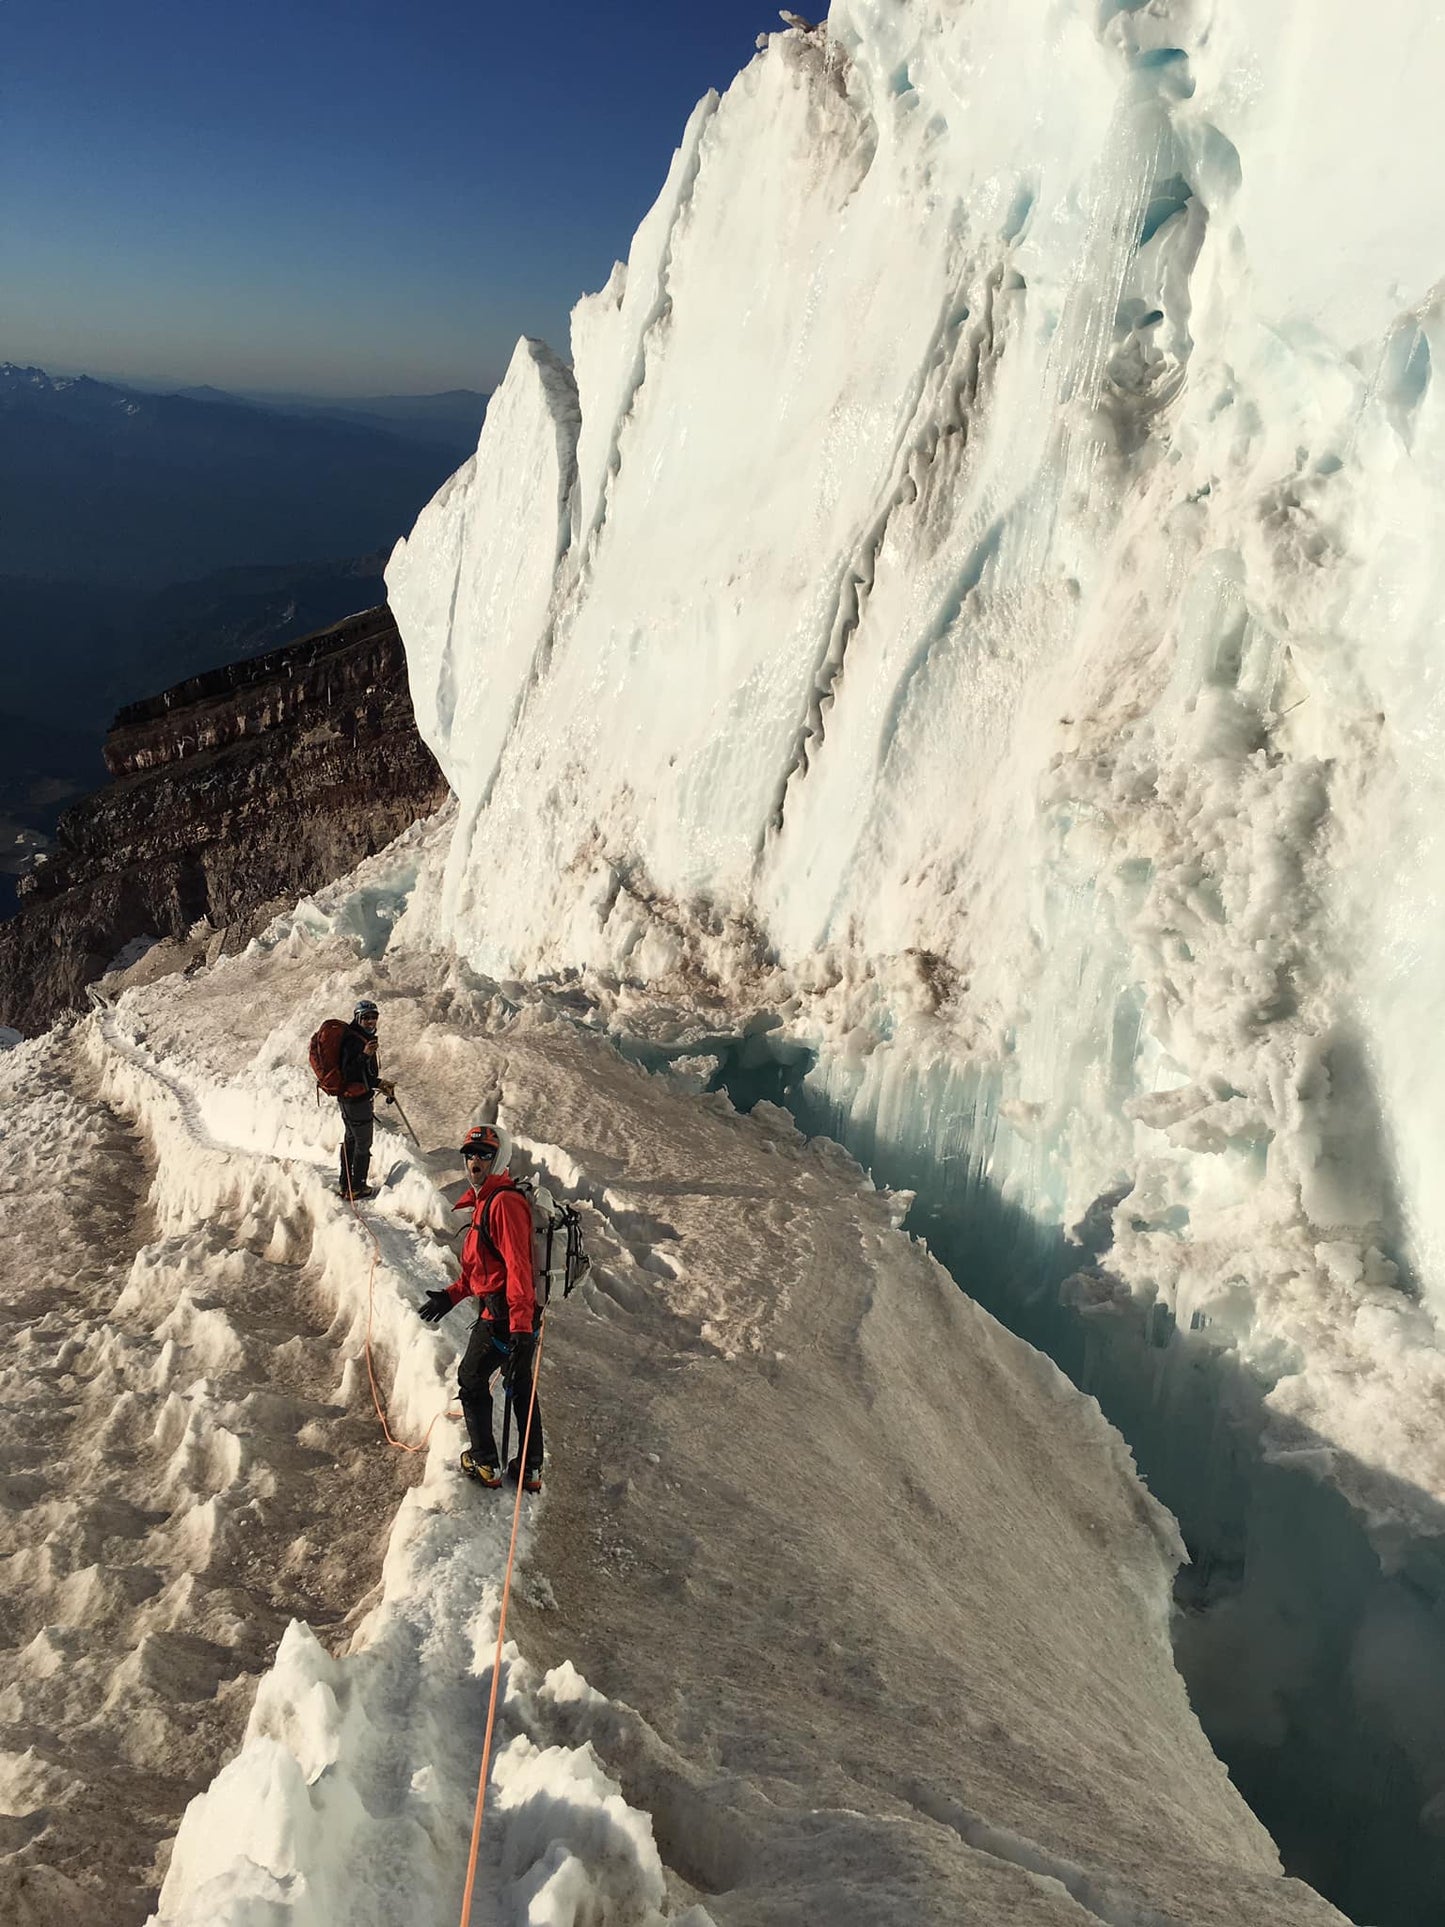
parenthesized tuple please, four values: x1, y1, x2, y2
(419, 1288, 453, 1325)
(378, 1079, 396, 1102)
(506, 1329, 537, 1390)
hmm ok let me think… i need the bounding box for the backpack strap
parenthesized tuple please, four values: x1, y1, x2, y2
(471, 1176, 519, 1263)
(472, 1180, 526, 1333)
(474, 1195, 501, 1263)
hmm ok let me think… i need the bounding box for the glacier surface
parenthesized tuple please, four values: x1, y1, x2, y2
(0, 876, 1348, 1926)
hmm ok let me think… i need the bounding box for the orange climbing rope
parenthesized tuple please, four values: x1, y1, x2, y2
(342, 1166, 456, 1453)
(459, 1313, 546, 1927)
(341, 1153, 547, 1922)
(361, 1209, 454, 1453)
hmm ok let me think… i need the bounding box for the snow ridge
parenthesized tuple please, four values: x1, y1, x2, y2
(764, 256, 1004, 849)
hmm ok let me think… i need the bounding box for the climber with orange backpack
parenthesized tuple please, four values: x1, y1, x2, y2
(309, 999, 395, 1200)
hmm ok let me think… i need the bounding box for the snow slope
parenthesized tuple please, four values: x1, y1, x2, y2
(0, 854, 1347, 1924)
(387, 1, 1445, 1528)
(0, 1027, 422, 1922)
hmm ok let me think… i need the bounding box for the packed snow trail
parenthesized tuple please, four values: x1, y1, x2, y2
(54, 937, 702, 1927)
(49, 909, 1349, 1927)
(0, 1029, 421, 1924)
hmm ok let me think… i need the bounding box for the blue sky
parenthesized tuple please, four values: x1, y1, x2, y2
(1, 0, 777, 397)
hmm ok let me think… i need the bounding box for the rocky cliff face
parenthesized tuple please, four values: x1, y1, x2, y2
(0, 605, 448, 1034)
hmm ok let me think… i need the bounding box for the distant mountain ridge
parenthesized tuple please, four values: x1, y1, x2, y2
(0, 552, 396, 917)
(168, 377, 488, 448)
(0, 553, 391, 732)
(0, 603, 447, 1032)
(0, 361, 476, 588)
(0, 360, 474, 913)
(3, 363, 487, 434)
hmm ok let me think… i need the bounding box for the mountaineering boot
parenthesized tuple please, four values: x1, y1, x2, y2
(506, 1457, 543, 1494)
(461, 1451, 502, 1488)
(338, 1182, 378, 1201)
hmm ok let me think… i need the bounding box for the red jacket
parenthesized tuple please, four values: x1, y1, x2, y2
(449, 1174, 537, 1336)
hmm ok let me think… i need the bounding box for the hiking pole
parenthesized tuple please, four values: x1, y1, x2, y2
(388, 1092, 421, 1145)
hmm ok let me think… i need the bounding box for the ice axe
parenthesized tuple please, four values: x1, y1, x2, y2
(386, 1089, 420, 1146)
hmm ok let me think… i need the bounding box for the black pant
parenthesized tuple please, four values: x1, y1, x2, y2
(339, 1096, 374, 1191)
(457, 1318, 543, 1472)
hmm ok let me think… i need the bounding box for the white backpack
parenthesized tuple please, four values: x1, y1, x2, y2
(474, 1176, 589, 1311)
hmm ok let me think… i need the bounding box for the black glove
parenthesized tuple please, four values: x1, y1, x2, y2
(419, 1289, 454, 1325)
(506, 1329, 537, 1390)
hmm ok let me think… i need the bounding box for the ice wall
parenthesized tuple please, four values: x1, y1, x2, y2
(388, 1, 1445, 1515)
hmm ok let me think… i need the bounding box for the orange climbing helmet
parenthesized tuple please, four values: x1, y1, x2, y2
(460, 1124, 502, 1165)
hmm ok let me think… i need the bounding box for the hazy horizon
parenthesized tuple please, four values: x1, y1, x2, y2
(5, 0, 773, 397)
(2, 359, 491, 405)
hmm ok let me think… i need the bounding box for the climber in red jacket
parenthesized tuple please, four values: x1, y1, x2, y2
(417, 1123, 542, 1491)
